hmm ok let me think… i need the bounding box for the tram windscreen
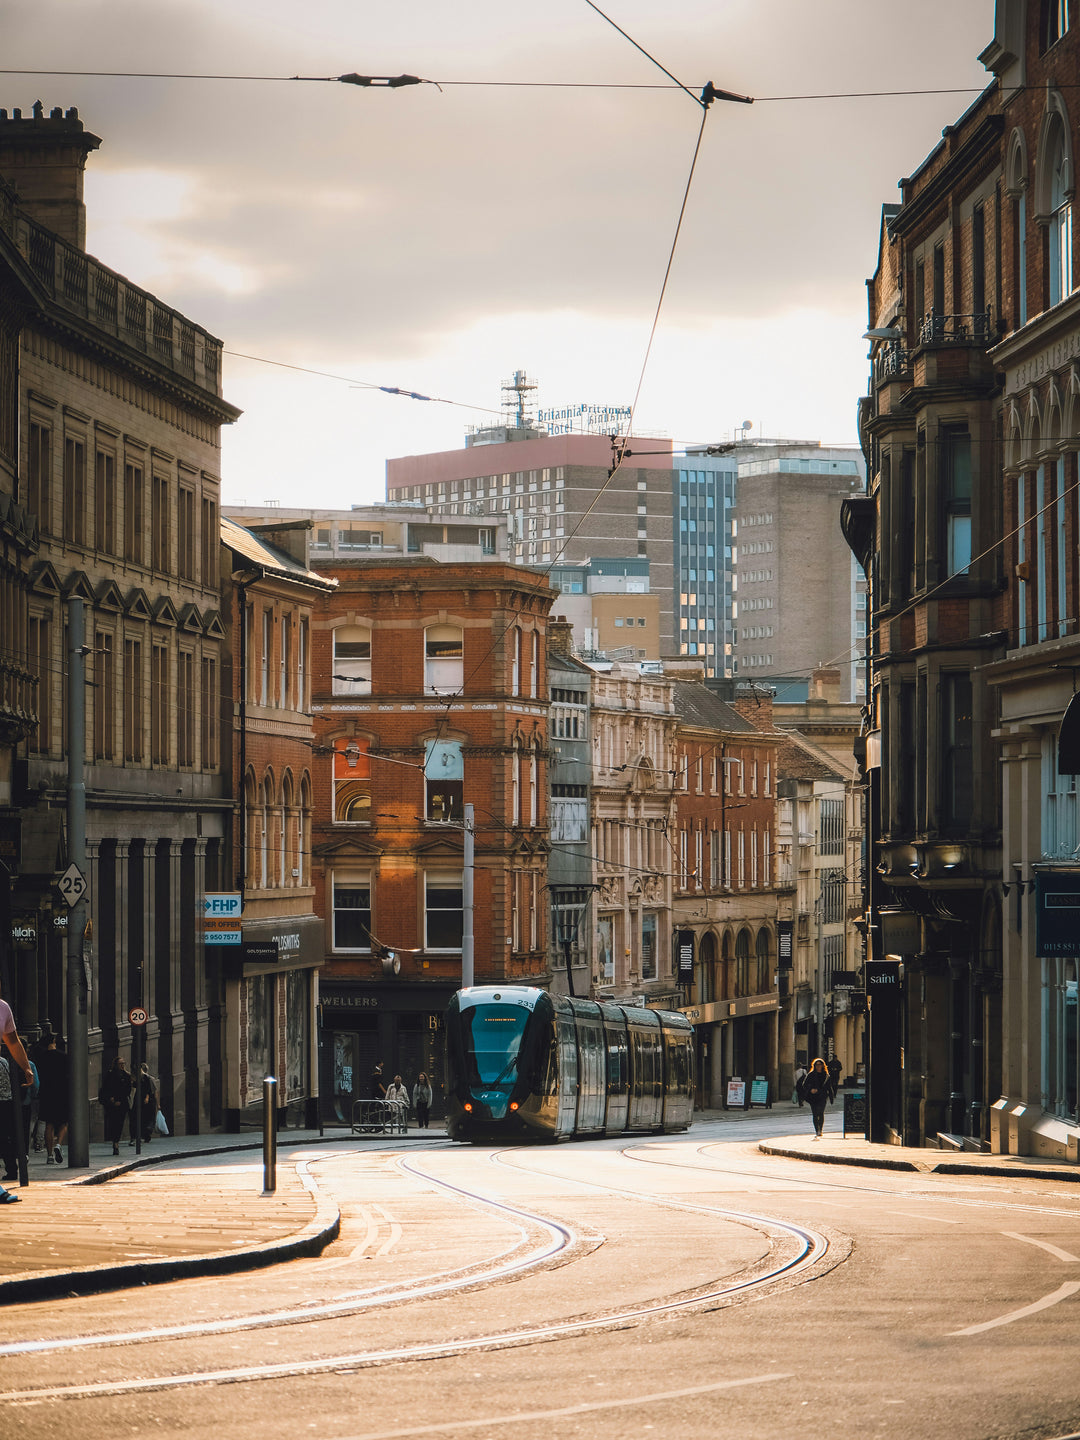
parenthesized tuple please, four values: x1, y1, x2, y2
(463, 1004, 530, 1088)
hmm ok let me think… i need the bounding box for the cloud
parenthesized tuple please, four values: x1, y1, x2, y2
(6, 0, 992, 499)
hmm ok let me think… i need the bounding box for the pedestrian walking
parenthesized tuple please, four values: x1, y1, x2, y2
(803, 1057, 831, 1139)
(0, 1051, 19, 1180)
(98, 1056, 133, 1155)
(370, 1061, 386, 1101)
(134, 1063, 158, 1143)
(412, 1072, 433, 1129)
(793, 1062, 807, 1106)
(827, 1054, 843, 1101)
(385, 1074, 409, 1131)
(0, 987, 35, 1201)
(36, 1032, 70, 1165)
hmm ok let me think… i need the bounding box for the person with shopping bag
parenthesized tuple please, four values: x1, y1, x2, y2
(133, 1063, 159, 1143)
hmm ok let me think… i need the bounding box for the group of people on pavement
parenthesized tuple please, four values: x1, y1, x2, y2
(794, 1055, 844, 1139)
(97, 1056, 160, 1154)
(369, 1062, 435, 1128)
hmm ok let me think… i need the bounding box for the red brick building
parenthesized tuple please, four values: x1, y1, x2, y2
(671, 683, 782, 1106)
(309, 557, 554, 1120)
(219, 518, 336, 1129)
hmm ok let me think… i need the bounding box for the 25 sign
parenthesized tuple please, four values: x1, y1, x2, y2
(57, 863, 88, 908)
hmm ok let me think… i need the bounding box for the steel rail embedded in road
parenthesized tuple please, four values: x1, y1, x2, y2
(1, 1143, 833, 1404)
(0, 1147, 574, 1361)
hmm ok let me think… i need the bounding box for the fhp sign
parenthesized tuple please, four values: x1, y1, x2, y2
(203, 892, 242, 945)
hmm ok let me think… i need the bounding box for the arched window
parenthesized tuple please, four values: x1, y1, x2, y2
(1041, 0, 1070, 51)
(1007, 129, 1029, 328)
(425, 739, 463, 822)
(697, 931, 717, 1004)
(735, 928, 751, 996)
(511, 741, 521, 825)
(1048, 118, 1073, 305)
(333, 625, 371, 696)
(333, 737, 371, 821)
(511, 627, 522, 696)
(260, 773, 274, 889)
(529, 629, 539, 698)
(299, 773, 312, 887)
(722, 931, 735, 999)
(280, 772, 294, 886)
(244, 770, 257, 888)
(756, 928, 772, 995)
(529, 744, 539, 826)
(425, 625, 463, 695)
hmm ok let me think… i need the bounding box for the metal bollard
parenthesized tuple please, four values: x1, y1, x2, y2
(262, 1075, 277, 1194)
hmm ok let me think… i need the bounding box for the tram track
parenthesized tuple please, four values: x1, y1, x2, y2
(0, 1140, 841, 1404)
(617, 1136, 1080, 1220)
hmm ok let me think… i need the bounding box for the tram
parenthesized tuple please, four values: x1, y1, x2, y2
(444, 985, 694, 1141)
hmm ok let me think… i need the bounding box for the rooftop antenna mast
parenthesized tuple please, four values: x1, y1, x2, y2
(502, 369, 538, 430)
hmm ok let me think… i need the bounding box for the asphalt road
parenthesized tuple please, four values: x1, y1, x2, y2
(3, 1112, 1080, 1440)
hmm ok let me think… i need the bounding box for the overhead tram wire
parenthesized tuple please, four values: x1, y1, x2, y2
(222, 350, 506, 417)
(0, 69, 1003, 103)
(422, 25, 752, 750)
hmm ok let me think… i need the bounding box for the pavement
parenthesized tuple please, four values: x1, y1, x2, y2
(1, 1100, 1078, 1306)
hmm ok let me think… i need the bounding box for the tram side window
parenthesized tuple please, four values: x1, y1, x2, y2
(630, 1029, 645, 1103)
(541, 1025, 560, 1095)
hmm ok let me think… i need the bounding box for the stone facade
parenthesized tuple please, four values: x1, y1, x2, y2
(0, 106, 240, 1134)
(589, 665, 677, 1005)
(851, 2, 1080, 1153)
(670, 682, 783, 1107)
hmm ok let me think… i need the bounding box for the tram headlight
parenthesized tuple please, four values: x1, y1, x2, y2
(509, 1102, 519, 1111)
(463, 1102, 473, 1112)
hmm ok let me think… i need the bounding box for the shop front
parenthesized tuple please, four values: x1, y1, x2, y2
(223, 913, 323, 1131)
(678, 991, 779, 1108)
(319, 980, 456, 1126)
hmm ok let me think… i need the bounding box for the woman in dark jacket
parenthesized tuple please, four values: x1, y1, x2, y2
(134, 1064, 158, 1143)
(99, 1056, 133, 1155)
(803, 1057, 831, 1139)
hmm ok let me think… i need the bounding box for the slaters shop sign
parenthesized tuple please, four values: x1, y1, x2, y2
(1036, 871, 1080, 957)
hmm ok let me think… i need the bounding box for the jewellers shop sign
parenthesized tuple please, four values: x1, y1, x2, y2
(1036, 870, 1080, 958)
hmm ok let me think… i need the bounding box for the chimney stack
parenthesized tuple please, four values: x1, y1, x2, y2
(546, 617, 575, 658)
(0, 104, 101, 249)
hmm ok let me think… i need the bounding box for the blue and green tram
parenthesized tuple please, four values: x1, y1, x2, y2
(445, 985, 694, 1141)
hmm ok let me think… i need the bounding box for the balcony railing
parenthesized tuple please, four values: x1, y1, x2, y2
(872, 340, 909, 386)
(9, 209, 225, 396)
(918, 307, 993, 346)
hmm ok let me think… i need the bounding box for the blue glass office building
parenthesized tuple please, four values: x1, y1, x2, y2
(674, 454, 737, 680)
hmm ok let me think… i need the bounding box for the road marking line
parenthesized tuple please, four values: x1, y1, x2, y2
(1003, 1231, 1080, 1263)
(886, 1211, 962, 1224)
(376, 1223, 402, 1257)
(948, 1281, 1080, 1336)
(333, 1375, 795, 1439)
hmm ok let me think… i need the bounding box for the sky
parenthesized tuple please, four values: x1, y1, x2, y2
(6, 0, 992, 506)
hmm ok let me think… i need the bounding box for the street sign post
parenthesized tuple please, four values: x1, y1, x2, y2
(57, 862, 87, 908)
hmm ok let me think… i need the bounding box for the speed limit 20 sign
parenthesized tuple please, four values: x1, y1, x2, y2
(128, 1007, 148, 1027)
